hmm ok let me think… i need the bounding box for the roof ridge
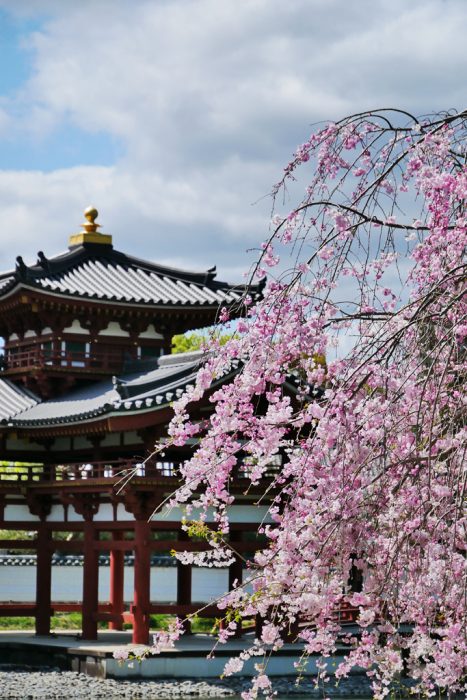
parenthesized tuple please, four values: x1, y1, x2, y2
(11, 245, 220, 286)
(0, 245, 263, 308)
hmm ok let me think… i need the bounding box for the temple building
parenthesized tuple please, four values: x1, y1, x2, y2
(0, 208, 265, 644)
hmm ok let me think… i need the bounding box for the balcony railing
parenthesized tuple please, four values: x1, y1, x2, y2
(0, 459, 180, 484)
(2, 348, 127, 374)
(0, 459, 282, 485)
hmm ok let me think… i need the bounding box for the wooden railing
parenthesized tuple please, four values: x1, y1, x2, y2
(0, 459, 180, 484)
(0, 460, 282, 484)
(3, 347, 127, 373)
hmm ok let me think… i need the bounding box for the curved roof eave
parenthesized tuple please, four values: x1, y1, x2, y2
(0, 281, 242, 310)
(8, 362, 242, 430)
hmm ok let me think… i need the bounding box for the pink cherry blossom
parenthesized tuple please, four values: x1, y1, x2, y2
(133, 109, 467, 698)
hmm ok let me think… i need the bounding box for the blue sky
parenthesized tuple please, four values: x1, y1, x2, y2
(0, 7, 122, 170)
(0, 0, 465, 281)
(0, 9, 34, 93)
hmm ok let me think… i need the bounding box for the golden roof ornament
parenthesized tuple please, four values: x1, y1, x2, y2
(68, 206, 113, 248)
(82, 206, 100, 233)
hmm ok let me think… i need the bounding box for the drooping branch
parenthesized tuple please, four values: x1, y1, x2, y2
(121, 109, 467, 699)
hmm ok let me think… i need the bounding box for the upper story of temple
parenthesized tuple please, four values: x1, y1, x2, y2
(0, 207, 253, 399)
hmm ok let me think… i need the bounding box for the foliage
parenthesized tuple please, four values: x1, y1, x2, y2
(130, 110, 467, 698)
(172, 332, 205, 354)
(0, 529, 36, 542)
(171, 331, 233, 354)
(0, 613, 86, 631)
(0, 529, 82, 551)
(0, 462, 43, 481)
(0, 613, 217, 633)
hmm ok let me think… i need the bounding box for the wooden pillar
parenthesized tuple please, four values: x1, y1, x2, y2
(349, 560, 363, 592)
(255, 614, 264, 638)
(36, 439, 53, 481)
(177, 529, 192, 633)
(228, 531, 243, 590)
(229, 531, 244, 636)
(109, 531, 125, 630)
(132, 520, 151, 644)
(35, 525, 52, 636)
(89, 435, 103, 477)
(82, 521, 99, 640)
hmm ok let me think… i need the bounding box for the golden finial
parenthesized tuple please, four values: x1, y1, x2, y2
(69, 206, 112, 248)
(81, 206, 101, 233)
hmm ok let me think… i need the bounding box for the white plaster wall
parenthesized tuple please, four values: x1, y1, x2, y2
(3, 505, 40, 522)
(100, 433, 121, 447)
(122, 431, 143, 445)
(153, 504, 271, 524)
(93, 503, 115, 522)
(0, 565, 37, 601)
(192, 567, 228, 603)
(73, 437, 93, 449)
(47, 504, 67, 522)
(0, 566, 232, 605)
(62, 320, 90, 335)
(62, 508, 86, 523)
(138, 324, 163, 340)
(228, 505, 272, 523)
(98, 322, 130, 337)
(6, 438, 46, 451)
(50, 437, 72, 451)
(3, 502, 270, 525)
(114, 503, 127, 520)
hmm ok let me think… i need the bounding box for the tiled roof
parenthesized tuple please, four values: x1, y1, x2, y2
(0, 275, 15, 293)
(0, 243, 260, 308)
(0, 379, 39, 421)
(5, 351, 240, 427)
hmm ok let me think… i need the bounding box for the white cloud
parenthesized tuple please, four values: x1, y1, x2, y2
(0, 0, 465, 280)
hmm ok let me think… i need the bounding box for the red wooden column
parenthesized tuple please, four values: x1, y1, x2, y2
(109, 531, 125, 630)
(132, 519, 151, 644)
(35, 525, 52, 636)
(228, 531, 243, 590)
(82, 520, 99, 640)
(229, 531, 244, 636)
(177, 529, 192, 633)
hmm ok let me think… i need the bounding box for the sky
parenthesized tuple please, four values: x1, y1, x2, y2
(0, 0, 465, 283)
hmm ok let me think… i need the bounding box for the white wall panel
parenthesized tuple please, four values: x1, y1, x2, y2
(3, 505, 40, 522)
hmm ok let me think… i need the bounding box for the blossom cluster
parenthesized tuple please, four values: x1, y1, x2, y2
(149, 110, 467, 698)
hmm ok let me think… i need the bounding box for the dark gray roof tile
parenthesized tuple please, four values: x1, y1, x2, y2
(8, 351, 205, 427)
(0, 244, 259, 308)
(0, 275, 15, 293)
(0, 379, 39, 421)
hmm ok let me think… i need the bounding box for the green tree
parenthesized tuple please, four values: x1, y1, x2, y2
(171, 331, 233, 354)
(171, 332, 205, 354)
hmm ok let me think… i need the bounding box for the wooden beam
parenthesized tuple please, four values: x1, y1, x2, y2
(0, 604, 37, 616)
(0, 539, 38, 549)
